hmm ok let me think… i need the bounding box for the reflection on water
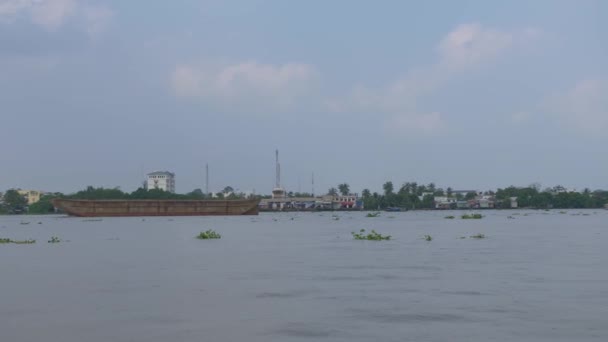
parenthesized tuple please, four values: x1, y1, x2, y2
(1, 210, 607, 341)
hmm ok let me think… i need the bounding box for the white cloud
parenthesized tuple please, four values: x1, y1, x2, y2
(546, 79, 608, 135)
(329, 23, 539, 135)
(0, 0, 112, 34)
(0, 0, 75, 30)
(437, 23, 514, 70)
(171, 61, 318, 113)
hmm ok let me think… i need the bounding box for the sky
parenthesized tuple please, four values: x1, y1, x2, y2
(1, 0, 607, 195)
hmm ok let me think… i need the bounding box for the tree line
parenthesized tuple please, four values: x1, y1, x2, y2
(347, 182, 608, 210)
(1, 186, 252, 215)
(3, 182, 608, 214)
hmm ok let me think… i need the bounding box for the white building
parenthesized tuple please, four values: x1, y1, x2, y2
(146, 171, 175, 193)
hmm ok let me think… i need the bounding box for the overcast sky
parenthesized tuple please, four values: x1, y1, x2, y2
(1, 0, 607, 195)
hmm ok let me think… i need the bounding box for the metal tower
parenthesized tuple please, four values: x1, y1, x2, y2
(275, 149, 281, 188)
(205, 163, 209, 195)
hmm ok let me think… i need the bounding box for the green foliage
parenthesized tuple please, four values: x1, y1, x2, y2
(1, 238, 36, 244)
(383, 181, 394, 196)
(27, 194, 58, 214)
(361, 189, 371, 198)
(461, 213, 483, 219)
(470, 233, 486, 239)
(2, 190, 27, 214)
(338, 183, 350, 196)
(424, 235, 432, 241)
(444, 215, 455, 219)
(48, 236, 61, 243)
(351, 229, 391, 241)
(196, 229, 221, 239)
(327, 187, 338, 196)
(366, 212, 381, 217)
(495, 186, 607, 209)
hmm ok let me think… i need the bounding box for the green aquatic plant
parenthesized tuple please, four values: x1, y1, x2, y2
(196, 229, 222, 239)
(351, 229, 391, 241)
(1, 238, 36, 244)
(470, 233, 486, 239)
(48, 236, 61, 243)
(461, 214, 483, 219)
(444, 215, 455, 219)
(13, 239, 36, 244)
(424, 235, 432, 241)
(366, 212, 381, 218)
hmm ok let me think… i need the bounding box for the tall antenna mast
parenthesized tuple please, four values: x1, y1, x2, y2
(275, 149, 281, 188)
(205, 163, 209, 195)
(312, 172, 315, 197)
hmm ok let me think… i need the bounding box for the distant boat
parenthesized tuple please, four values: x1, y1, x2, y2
(385, 207, 403, 212)
(51, 198, 260, 217)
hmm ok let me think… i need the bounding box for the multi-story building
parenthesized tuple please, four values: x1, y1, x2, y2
(17, 190, 45, 205)
(146, 171, 175, 193)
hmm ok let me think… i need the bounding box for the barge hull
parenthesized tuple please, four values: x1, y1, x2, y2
(51, 198, 260, 217)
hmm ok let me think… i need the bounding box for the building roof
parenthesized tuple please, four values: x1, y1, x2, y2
(147, 171, 175, 176)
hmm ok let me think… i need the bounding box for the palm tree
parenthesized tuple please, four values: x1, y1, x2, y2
(338, 183, 350, 196)
(327, 187, 338, 196)
(383, 181, 394, 196)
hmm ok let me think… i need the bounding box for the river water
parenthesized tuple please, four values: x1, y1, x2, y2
(1, 210, 607, 341)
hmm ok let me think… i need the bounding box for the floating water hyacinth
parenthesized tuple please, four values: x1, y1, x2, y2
(366, 212, 381, 218)
(196, 230, 222, 239)
(470, 233, 486, 239)
(424, 235, 432, 241)
(351, 229, 390, 241)
(461, 214, 483, 219)
(1, 238, 36, 244)
(48, 236, 61, 243)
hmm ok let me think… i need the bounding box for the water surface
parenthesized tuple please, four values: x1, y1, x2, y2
(1, 210, 607, 341)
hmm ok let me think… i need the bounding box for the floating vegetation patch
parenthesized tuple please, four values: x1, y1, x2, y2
(48, 236, 61, 243)
(366, 212, 381, 218)
(1, 238, 36, 244)
(559, 211, 567, 214)
(444, 216, 455, 219)
(458, 236, 467, 239)
(461, 214, 483, 219)
(351, 229, 391, 241)
(507, 216, 515, 219)
(20, 221, 30, 225)
(424, 235, 432, 242)
(470, 233, 486, 239)
(196, 229, 221, 239)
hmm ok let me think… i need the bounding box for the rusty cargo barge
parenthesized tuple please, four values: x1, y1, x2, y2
(51, 198, 260, 217)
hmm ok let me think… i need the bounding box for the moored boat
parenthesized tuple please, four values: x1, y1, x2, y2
(51, 198, 260, 217)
